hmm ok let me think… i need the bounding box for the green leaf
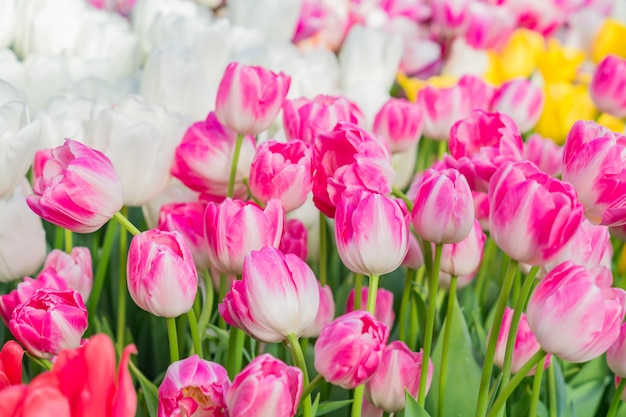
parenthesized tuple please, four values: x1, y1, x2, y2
(314, 399, 353, 416)
(405, 391, 432, 417)
(137, 372, 158, 417)
(565, 376, 610, 417)
(310, 393, 321, 417)
(552, 360, 567, 417)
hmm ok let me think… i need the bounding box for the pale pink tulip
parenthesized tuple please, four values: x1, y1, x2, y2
(301, 283, 335, 338)
(127, 229, 198, 318)
(345, 287, 395, 330)
(430, 0, 471, 34)
(219, 246, 320, 343)
(439, 219, 486, 277)
(373, 98, 423, 153)
(27, 139, 124, 234)
(279, 218, 308, 261)
(590, 55, 626, 118)
(463, 2, 516, 50)
(527, 261, 626, 362)
(158, 201, 210, 270)
(607, 323, 626, 378)
(215, 62, 291, 135)
(523, 134, 563, 177)
(402, 233, 424, 270)
(40, 247, 92, 302)
(491, 78, 544, 133)
(472, 191, 490, 231)
(458, 75, 496, 113)
(544, 219, 612, 272)
(417, 81, 473, 140)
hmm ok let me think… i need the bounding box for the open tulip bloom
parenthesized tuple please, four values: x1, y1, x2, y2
(5, 3, 626, 417)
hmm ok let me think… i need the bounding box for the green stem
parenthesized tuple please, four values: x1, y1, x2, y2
(438, 275, 457, 417)
(87, 219, 117, 313)
(354, 274, 363, 310)
(319, 212, 328, 286)
(218, 273, 228, 329)
(418, 242, 442, 405)
(288, 333, 312, 417)
(367, 275, 380, 315)
(54, 225, 64, 250)
(226, 327, 245, 378)
(227, 133, 244, 198)
(116, 210, 128, 354)
(607, 378, 626, 417)
(197, 270, 214, 338)
(187, 308, 203, 358)
(64, 228, 73, 253)
(475, 257, 519, 417)
(548, 361, 557, 417)
(113, 211, 141, 236)
(303, 374, 325, 399)
(25, 353, 52, 370)
(529, 356, 546, 417)
(166, 317, 180, 363)
(438, 139, 448, 159)
(486, 350, 547, 417)
(399, 268, 417, 343)
(352, 385, 365, 417)
(391, 186, 414, 211)
(475, 237, 496, 311)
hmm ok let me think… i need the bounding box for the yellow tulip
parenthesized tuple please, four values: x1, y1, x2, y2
(597, 113, 626, 134)
(592, 19, 626, 63)
(536, 38, 585, 84)
(488, 29, 545, 84)
(396, 73, 457, 102)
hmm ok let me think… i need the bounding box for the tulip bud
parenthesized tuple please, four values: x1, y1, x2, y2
(373, 98, 423, 153)
(40, 247, 92, 302)
(127, 229, 198, 318)
(345, 287, 395, 330)
(439, 219, 486, 277)
(417, 81, 473, 141)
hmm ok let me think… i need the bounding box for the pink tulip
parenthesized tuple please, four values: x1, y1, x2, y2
(458, 75, 496, 113)
(607, 323, 626, 378)
(411, 168, 474, 244)
(171, 112, 256, 197)
(314, 310, 389, 389)
(491, 307, 551, 375)
(204, 198, 284, 275)
(527, 261, 626, 363)
(417, 81, 473, 140)
(449, 110, 524, 192)
(345, 287, 395, 330)
(491, 78, 544, 133)
(430, 0, 471, 34)
(373, 98, 423, 153)
(462, 2, 516, 50)
(312, 122, 395, 218)
(0, 341, 23, 390)
(249, 139, 312, 212)
(301, 283, 335, 338)
(215, 62, 291, 135)
(523, 134, 563, 178)
(590, 55, 626, 118)
(279, 218, 308, 261)
(225, 354, 303, 417)
(127, 229, 198, 318)
(282, 94, 363, 145)
(489, 161, 584, 265)
(9, 289, 88, 359)
(402, 233, 425, 270)
(472, 191, 490, 231)
(219, 246, 320, 343)
(0, 272, 68, 325)
(40, 247, 93, 303)
(439, 219, 486, 277)
(365, 341, 434, 412)
(158, 355, 230, 417)
(27, 139, 124, 234)
(335, 190, 409, 275)
(562, 120, 626, 226)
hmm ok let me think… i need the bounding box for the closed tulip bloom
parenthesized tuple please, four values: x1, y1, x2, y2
(171, 112, 257, 198)
(40, 247, 92, 302)
(491, 78, 544, 133)
(607, 323, 626, 378)
(249, 139, 312, 212)
(365, 341, 434, 413)
(301, 283, 335, 338)
(431, 0, 470, 34)
(402, 233, 424, 270)
(204, 198, 284, 275)
(158, 355, 230, 417)
(279, 218, 308, 261)
(411, 168, 474, 244)
(345, 287, 395, 330)
(27, 139, 124, 234)
(489, 161, 584, 265)
(527, 261, 626, 363)
(127, 229, 198, 318)
(225, 354, 303, 417)
(417, 81, 473, 140)
(335, 190, 409, 275)
(373, 98, 423, 153)
(314, 310, 389, 389)
(215, 62, 291, 135)
(590, 55, 626, 118)
(219, 246, 320, 343)
(523, 134, 563, 178)
(9, 289, 88, 359)
(562, 120, 626, 226)
(439, 219, 486, 277)
(0, 341, 23, 389)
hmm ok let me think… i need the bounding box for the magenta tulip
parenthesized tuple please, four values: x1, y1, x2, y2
(279, 218, 308, 261)
(590, 55, 626, 118)
(491, 78, 544, 133)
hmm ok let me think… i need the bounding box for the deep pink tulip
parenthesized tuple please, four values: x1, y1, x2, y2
(279, 218, 308, 261)
(607, 323, 626, 378)
(312, 122, 395, 218)
(590, 55, 626, 118)
(365, 341, 434, 412)
(335, 190, 409, 275)
(0, 272, 68, 325)
(27, 139, 124, 233)
(9, 289, 88, 359)
(373, 98, 423, 153)
(249, 139, 312, 212)
(301, 283, 335, 338)
(439, 219, 486, 277)
(204, 198, 284, 275)
(314, 310, 389, 389)
(40, 247, 92, 303)
(158, 355, 230, 417)
(562, 120, 626, 226)
(0, 341, 23, 390)
(127, 229, 198, 318)
(527, 261, 626, 363)
(491, 78, 544, 133)
(491, 307, 551, 375)
(488, 161, 584, 265)
(171, 112, 256, 197)
(411, 168, 474, 244)
(345, 287, 395, 329)
(523, 134, 563, 178)
(215, 62, 291, 135)
(449, 110, 524, 192)
(219, 246, 320, 343)
(282, 94, 363, 145)
(225, 354, 303, 417)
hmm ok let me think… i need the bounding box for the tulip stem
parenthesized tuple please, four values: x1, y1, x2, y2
(288, 333, 312, 417)
(166, 317, 180, 362)
(529, 355, 546, 417)
(548, 361, 557, 417)
(64, 228, 73, 253)
(352, 385, 365, 417)
(486, 350, 547, 417)
(501, 266, 540, 390)
(438, 139, 447, 159)
(197, 270, 214, 339)
(418, 242, 442, 405)
(187, 308, 203, 358)
(302, 374, 325, 399)
(438, 275, 458, 417)
(367, 274, 380, 314)
(475, 257, 518, 417)
(116, 210, 129, 354)
(113, 211, 141, 236)
(474, 237, 496, 310)
(391, 186, 414, 211)
(354, 274, 363, 310)
(399, 268, 417, 343)
(319, 212, 328, 286)
(87, 219, 117, 314)
(25, 353, 52, 370)
(227, 133, 244, 198)
(218, 273, 228, 329)
(226, 327, 245, 378)
(607, 377, 626, 417)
